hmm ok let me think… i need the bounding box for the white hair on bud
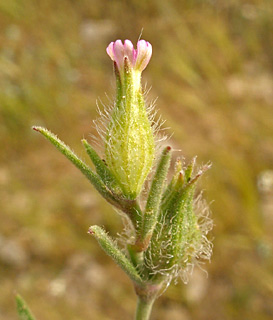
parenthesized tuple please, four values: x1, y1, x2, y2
(143, 187, 213, 288)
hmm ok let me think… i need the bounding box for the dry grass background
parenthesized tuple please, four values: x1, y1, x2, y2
(0, 0, 273, 319)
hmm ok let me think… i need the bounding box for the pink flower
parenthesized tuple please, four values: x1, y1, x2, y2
(106, 39, 152, 73)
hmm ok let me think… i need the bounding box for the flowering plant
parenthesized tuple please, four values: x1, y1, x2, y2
(19, 39, 213, 320)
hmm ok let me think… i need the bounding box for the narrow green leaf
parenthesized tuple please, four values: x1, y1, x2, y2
(88, 225, 143, 285)
(16, 294, 36, 320)
(141, 146, 172, 246)
(32, 126, 117, 206)
(82, 139, 122, 194)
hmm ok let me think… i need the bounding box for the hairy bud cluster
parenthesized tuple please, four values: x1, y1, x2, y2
(34, 39, 213, 301)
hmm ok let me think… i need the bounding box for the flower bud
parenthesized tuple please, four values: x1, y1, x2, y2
(144, 161, 212, 283)
(105, 40, 155, 199)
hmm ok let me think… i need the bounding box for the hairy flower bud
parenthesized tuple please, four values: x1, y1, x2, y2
(105, 40, 155, 199)
(144, 161, 212, 283)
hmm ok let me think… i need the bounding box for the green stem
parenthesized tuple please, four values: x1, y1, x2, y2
(135, 297, 155, 320)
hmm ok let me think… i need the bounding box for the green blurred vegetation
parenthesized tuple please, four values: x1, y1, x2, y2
(1, 0, 273, 319)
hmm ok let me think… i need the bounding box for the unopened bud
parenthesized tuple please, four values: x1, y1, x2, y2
(144, 160, 212, 283)
(105, 40, 155, 199)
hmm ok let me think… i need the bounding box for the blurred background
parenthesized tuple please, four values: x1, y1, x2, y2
(0, 0, 273, 319)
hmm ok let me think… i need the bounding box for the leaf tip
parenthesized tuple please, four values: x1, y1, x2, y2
(87, 227, 95, 235)
(32, 126, 40, 132)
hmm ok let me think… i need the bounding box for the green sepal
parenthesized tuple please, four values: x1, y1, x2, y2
(139, 146, 172, 249)
(88, 225, 143, 285)
(144, 183, 195, 281)
(162, 170, 185, 210)
(184, 157, 196, 182)
(168, 185, 196, 265)
(187, 162, 211, 186)
(114, 61, 122, 106)
(162, 157, 183, 202)
(32, 126, 118, 207)
(82, 139, 123, 194)
(16, 294, 36, 320)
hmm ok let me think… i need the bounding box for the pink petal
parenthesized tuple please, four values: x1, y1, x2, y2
(106, 42, 115, 61)
(113, 39, 124, 70)
(135, 40, 152, 72)
(106, 39, 152, 74)
(124, 39, 135, 66)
